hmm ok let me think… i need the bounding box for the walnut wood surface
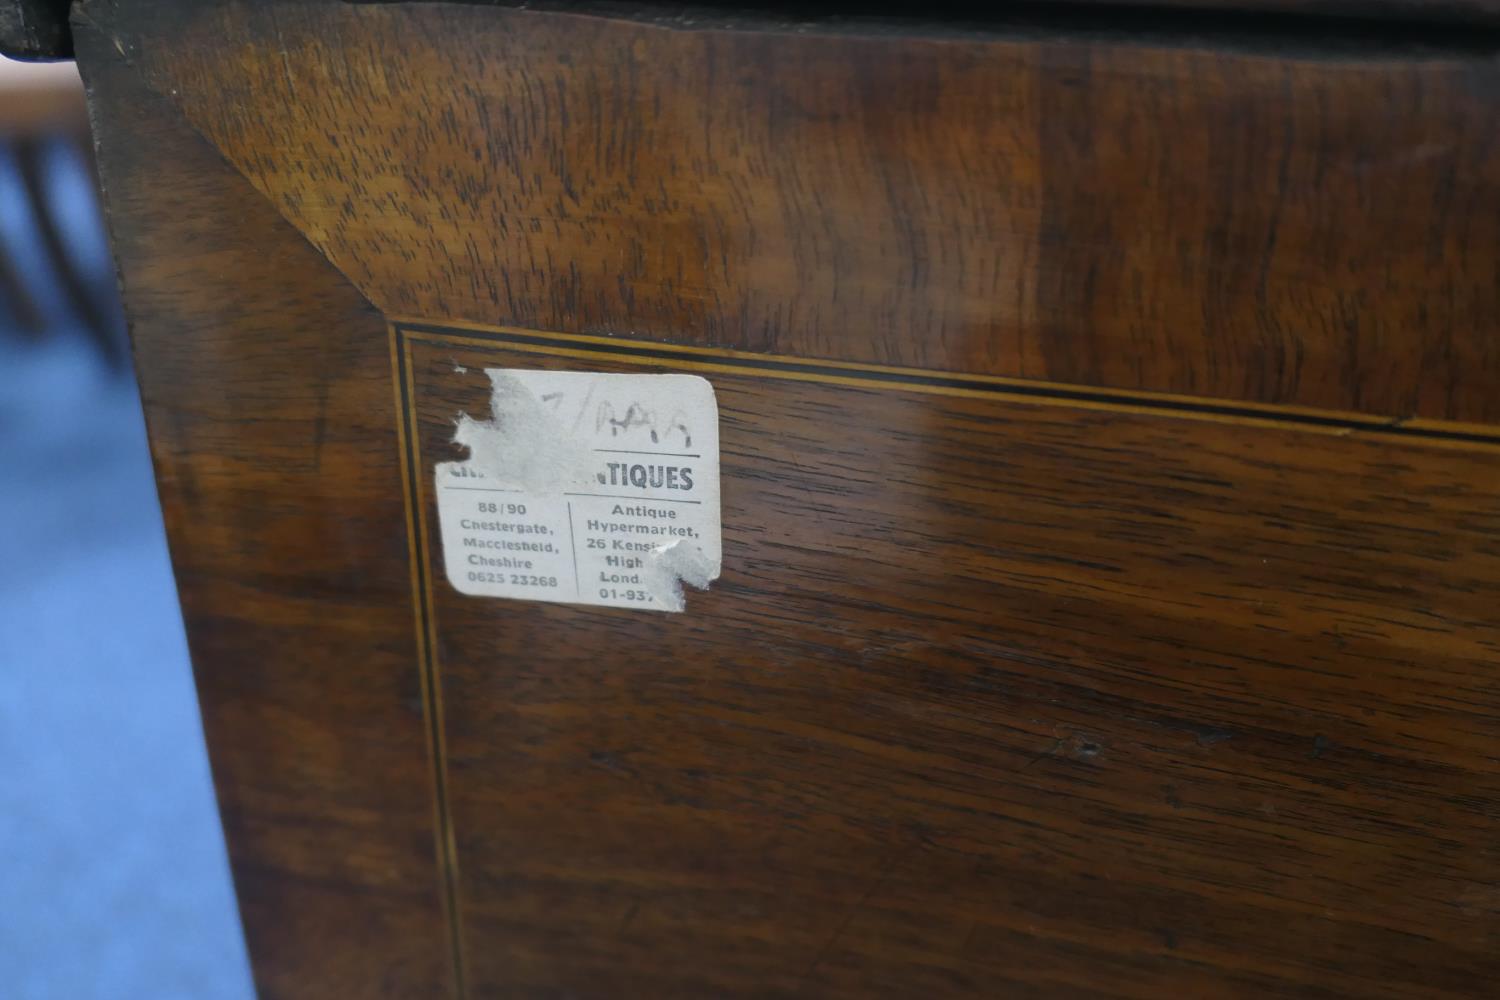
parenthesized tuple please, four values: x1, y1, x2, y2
(406, 331, 1500, 998)
(78, 46, 453, 999)
(75, 0, 1500, 996)
(84, 0, 1500, 422)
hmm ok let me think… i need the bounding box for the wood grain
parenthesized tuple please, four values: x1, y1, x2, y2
(76, 35, 454, 1000)
(74, 0, 1500, 996)
(83, 0, 1500, 422)
(404, 325, 1500, 998)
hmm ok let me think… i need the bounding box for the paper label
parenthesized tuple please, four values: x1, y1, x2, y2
(435, 369, 721, 612)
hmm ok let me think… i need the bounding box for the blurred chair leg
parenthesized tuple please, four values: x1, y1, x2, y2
(0, 141, 48, 339)
(14, 134, 126, 365)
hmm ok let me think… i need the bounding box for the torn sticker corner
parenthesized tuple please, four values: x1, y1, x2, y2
(644, 539, 721, 613)
(447, 369, 594, 492)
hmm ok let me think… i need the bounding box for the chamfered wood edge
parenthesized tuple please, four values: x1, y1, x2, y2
(73, 22, 461, 999)
(69, 0, 385, 323)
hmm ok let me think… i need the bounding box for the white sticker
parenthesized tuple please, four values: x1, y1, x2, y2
(435, 369, 721, 613)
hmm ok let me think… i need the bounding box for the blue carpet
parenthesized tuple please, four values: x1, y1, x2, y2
(0, 333, 255, 999)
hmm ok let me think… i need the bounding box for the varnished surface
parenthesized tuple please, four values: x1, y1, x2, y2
(78, 41, 453, 999)
(402, 325, 1500, 998)
(76, 0, 1500, 996)
(83, 0, 1500, 422)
